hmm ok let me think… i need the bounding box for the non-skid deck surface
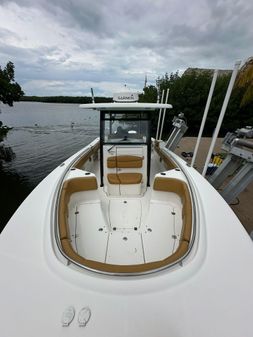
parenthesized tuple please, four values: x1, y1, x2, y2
(109, 199, 141, 229)
(106, 231, 144, 264)
(70, 194, 182, 265)
(142, 201, 181, 262)
(75, 201, 109, 262)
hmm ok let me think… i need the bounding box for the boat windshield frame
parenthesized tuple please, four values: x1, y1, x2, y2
(100, 109, 152, 186)
(101, 110, 151, 145)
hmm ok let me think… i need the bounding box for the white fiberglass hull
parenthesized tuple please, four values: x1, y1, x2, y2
(0, 139, 253, 337)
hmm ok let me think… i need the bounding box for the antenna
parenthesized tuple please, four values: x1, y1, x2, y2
(144, 74, 147, 88)
(91, 88, 95, 104)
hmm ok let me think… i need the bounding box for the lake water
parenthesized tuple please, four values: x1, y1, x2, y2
(0, 101, 99, 231)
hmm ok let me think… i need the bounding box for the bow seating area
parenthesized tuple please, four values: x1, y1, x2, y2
(57, 171, 192, 274)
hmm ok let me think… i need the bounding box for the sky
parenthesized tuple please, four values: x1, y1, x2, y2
(0, 0, 253, 96)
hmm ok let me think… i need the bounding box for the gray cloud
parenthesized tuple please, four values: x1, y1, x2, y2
(0, 0, 253, 95)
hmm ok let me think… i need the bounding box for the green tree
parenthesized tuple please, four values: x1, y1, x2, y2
(0, 61, 24, 106)
(139, 85, 158, 103)
(153, 70, 253, 137)
(156, 71, 215, 136)
(235, 58, 253, 107)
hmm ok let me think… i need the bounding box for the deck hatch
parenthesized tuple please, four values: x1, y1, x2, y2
(109, 199, 141, 229)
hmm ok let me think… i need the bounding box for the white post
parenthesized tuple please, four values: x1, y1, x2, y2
(156, 86, 160, 103)
(159, 88, 169, 140)
(91, 88, 95, 103)
(202, 61, 241, 176)
(191, 70, 218, 167)
(156, 89, 164, 140)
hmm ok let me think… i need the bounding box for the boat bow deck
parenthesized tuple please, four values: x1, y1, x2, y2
(57, 150, 192, 274)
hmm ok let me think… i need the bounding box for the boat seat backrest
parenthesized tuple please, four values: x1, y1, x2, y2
(107, 173, 142, 185)
(153, 177, 192, 242)
(58, 177, 98, 240)
(107, 155, 143, 168)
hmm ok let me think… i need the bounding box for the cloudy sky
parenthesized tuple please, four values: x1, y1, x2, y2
(0, 0, 252, 96)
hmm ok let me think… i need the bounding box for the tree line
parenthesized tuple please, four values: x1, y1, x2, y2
(20, 95, 113, 104)
(139, 69, 253, 137)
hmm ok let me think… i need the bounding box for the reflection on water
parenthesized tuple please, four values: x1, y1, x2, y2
(0, 102, 99, 231)
(0, 168, 32, 230)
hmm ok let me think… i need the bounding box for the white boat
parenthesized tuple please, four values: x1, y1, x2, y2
(0, 91, 253, 337)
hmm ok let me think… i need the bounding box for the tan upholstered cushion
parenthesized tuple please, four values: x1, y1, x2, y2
(64, 176, 98, 193)
(118, 173, 142, 184)
(153, 177, 186, 195)
(107, 173, 121, 184)
(107, 173, 142, 185)
(58, 188, 70, 240)
(181, 193, 192, 242)
(107, 155, 143, 168)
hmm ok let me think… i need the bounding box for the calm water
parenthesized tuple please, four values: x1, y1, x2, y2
(0, 102, 99, 231)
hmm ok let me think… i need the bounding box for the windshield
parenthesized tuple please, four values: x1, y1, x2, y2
(101, 111, 150, 144)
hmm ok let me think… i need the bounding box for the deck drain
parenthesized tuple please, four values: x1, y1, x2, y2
(147, 228, 152, 232)
(98, 228, 103, 231)
(171, 211, 176, 215)
(113, 227, 117, 231)
(123, 201, 127, 204)
(134, 227, 138, 231)
(123, 237, 128, 241)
